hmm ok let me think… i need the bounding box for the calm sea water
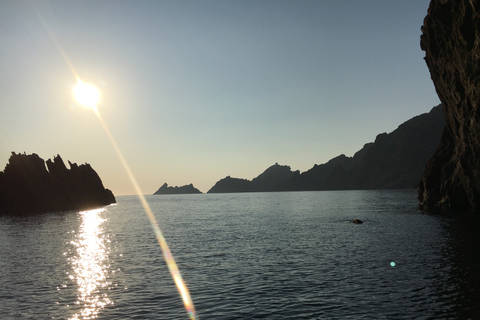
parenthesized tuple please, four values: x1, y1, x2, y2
(1, 190, 480, 319)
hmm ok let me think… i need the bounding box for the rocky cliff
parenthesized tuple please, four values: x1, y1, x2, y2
(278, 105, 445, 191)
(0, 152, 116, 214)
(418, 0, 480, 212)
(154, 183, 202, 195)
(208, 105, 445, 193)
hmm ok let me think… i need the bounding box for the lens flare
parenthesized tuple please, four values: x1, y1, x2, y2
(77, 84, 197, 319)
(33, 6, 197, 315)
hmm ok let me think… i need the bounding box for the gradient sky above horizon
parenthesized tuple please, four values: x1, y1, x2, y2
(0, 0, 440, 195)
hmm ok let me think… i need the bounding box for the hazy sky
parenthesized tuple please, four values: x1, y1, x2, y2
(0, 0, 440, 195)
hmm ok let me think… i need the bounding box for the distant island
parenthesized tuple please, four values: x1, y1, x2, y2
(153, 183, 202, 195)
(208, 105, 445, 193)
(0, 152, 116, 215)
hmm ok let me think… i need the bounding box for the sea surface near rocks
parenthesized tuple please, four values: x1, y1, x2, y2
(1, 190, 479, 319)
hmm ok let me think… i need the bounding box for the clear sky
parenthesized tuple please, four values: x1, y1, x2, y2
(0, 0, 440, 195)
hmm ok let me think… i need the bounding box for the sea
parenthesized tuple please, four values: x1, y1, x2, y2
(1, 190, 480, 319)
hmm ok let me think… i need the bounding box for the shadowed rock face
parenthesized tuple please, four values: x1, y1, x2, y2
(418, 0, 480, 212)
(0, 152, 116, 214)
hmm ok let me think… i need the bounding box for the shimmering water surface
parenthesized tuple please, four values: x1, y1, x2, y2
(1, 190, 480, 319)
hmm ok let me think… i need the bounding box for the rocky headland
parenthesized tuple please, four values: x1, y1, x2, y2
(154, 183, 202, 195)
(418, 0, 480, 212)
(208, 163, 298, 193)
(208, 105, 445, 193)
(0, 152, 116, 215)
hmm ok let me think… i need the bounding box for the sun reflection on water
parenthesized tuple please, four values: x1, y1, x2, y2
(68, 208, 113, 319)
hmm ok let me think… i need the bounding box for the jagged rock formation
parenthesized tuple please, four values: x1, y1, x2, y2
(418, 0, 480, 212)
(0, 152, 116, 214)
(208, 105, 445, 193)
(208, 163, 298, 193)
(153, 183, 202, 195)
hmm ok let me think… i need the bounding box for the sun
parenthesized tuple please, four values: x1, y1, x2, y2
(73, 81, 100, 111)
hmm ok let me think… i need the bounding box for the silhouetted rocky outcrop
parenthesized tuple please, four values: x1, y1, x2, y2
(207, 176, 253, 193)
(208, 164, 298, 193)
(251, 163, 299, 191)
(153, 183, 202, 195)
(208, 105, 445, 193)
(0, 152, 116, 215)
(418, 0, 480, 212)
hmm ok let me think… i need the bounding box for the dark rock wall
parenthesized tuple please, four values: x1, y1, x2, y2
(0, 152, 116, 214)
(418, 0, 480, 212)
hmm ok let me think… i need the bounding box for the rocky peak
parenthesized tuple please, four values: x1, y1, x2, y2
(0, 152, 115, 214)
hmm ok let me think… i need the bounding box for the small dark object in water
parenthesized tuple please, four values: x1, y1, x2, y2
(352, 219, 363, 224)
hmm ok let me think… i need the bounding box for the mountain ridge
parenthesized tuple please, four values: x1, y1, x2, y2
(207, 104, 445, 193)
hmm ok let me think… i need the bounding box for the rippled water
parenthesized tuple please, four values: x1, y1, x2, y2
(1, 190, 480, 319)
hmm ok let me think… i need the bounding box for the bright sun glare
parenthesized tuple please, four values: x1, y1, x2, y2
(74, 81, 100, 110)
(69, 76, 197, 319)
